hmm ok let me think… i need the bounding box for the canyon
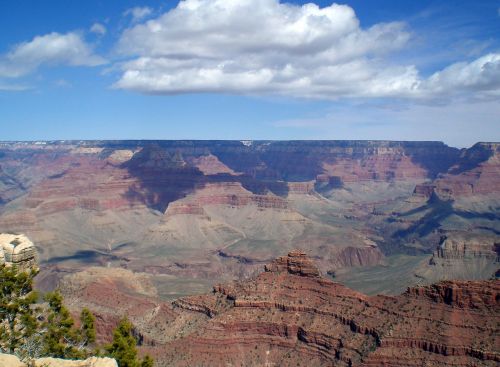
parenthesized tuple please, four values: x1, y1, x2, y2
(0, 139, 498, 366)
(0, 140, 498, 298)
(58, 251, 499, 366)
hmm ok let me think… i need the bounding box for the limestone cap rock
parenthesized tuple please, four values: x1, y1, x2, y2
(0, 353, 118, 367)
(0, 233, 37, 271)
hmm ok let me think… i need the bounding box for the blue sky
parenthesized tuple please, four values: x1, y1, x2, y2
(0, 0, 499, 147)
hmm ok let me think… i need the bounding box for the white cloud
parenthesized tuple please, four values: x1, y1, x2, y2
(90, 23, 107, 35)
(113, 0, 500, 102)
(115, 0, 410, 97)
(123, 6, 153, 22)
(0, 32, 106, 78)
(421, 53, 500, 99)
(0, 81, 31, 91)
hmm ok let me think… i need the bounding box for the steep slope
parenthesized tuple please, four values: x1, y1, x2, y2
(55, 251, 499, 366)
(414, 142, 500, 200)
(415, 232, 499, 282)
(0, 164, 25, 204)
(117, 251, 498, 367)
(0, 140, 497, 296)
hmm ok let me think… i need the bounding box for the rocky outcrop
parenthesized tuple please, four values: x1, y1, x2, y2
(322, 153, 428, 183)
(265, 250, 321, 277)
(0, 233, 37, 271)
(414, 143, 500, 200)
(140, 252, 499, 366)
(434, 234, 499, 261)
(415, 232, 500, 282)
(0, 354, 117, 367)
(405, 280, 499, 309)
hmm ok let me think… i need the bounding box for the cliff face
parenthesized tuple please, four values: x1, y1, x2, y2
(414, 143, 500, 200)
(0, 140, 497, 297)
(413, 232, 500, 283)
(126, 251, 499, 367)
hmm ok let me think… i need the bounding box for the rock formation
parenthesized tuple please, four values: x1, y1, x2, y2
(122, 251, 498, 366)
(264, 249, 321, 277)
(0, 140, 497, 297)
(415, 232, 500, 282)
(0, 233, 37, 271)
(0, 353, 117, 367)
(414, 142, 500, 200)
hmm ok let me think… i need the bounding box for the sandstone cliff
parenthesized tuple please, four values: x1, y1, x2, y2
(414, 143, 500, 200)
(0, 140, 497, 298)
(119, 251, 498, 367)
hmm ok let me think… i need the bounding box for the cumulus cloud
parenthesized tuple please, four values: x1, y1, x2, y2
(114, 0, 411, 97)
(123, 6, 153, 22)
(421, 53, 500, 99)
(0, 32, 106, 78)
(90, 23, 107, 35)
(113, 0, 500, 101)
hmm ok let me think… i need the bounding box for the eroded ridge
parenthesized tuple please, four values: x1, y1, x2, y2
(148, 251, 499, 366)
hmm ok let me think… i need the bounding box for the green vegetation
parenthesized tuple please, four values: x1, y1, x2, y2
(106, 317, 153, 367)
(0, 265, 39, 354)
(0, 264, 153, 366)
(80, 307, 96, 345)
(43, 290, 88, 359)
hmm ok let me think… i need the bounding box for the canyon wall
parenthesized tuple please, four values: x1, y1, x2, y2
(0, 140, 497, 296)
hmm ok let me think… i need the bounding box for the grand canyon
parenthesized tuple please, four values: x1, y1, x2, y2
(2, 0, 499, 365)
(0, 140, 498, 366)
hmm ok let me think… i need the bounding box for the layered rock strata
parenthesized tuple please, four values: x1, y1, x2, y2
(138, 251, 500, 366)
(0, 233, 37, 271)
(414, 143, 500, 199)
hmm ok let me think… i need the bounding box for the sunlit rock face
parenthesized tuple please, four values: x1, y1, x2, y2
(0, 353, 118, 367)
(414, 143, 500, 200)
(135, 252, 499, 367)
(0, 140, 498, 300)
(0, 233, 37, 271)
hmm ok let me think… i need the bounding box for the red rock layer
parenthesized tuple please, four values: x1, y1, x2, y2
(165, 182, 289, 213)
(415, 143, 500, 199)
(321, 148, 429, 183)
(146, 251, 499, 367)
(188, 154, 239, 175)
(264, 249, 321, 277)
(25, 157, 145, 213)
